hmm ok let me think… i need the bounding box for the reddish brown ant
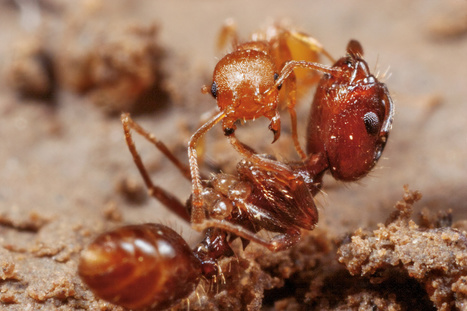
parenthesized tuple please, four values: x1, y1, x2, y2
(78, 39, 394, 310)
(307, 40, 394, 181)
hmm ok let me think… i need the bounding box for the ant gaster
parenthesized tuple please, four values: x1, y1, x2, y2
(78, 39, 394, 310)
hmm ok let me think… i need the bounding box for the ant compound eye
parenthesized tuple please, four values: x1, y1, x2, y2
(224, 127, 235, 136)
(363, 112, 380, 135)
(274, 72, 282, 90)
(211, 81, 218, 98)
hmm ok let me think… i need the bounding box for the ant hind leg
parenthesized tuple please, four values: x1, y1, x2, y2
(121, 113, 191, 222)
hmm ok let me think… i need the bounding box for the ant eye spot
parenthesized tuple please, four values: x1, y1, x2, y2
(363, 112, 380, 135)
(211, 81, 218, 98)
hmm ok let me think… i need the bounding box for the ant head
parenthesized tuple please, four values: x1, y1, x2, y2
(205, 45, 280, 123)
(307, 40, 394, 181)
(79, 224, 202, 310)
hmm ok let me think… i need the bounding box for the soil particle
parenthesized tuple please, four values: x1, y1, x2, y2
(338, 186, 467, 310)
(57, 23, 168, 115)
(6, 38, 55, 100)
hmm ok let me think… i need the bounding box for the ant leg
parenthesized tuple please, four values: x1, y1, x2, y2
(195, 109, 223, 168)
(268, 110, 281, 143)
(227, 134, 297, 170)
(287, 30, 336, 63)
(121, 113, 190, 222)
(193, 220, 301, 252)
(228, 135, 312, 181)
(122, 113, 192, 180)
(228, 134, 299, 171)
(289, 104, 307, 160)
(273, 32, 336, 160)
(273, 60, 340, 91)
(227, 134, 257, 158)
(284, 78, 307, 160)
(188, 110, 226, 225)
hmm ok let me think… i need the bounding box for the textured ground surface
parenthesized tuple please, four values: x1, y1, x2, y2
(1, 0, 466, 310)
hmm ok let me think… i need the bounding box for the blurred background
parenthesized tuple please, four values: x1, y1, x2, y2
(0, 0, 466, 309)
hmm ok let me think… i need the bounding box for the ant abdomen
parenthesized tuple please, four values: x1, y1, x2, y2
(78, 223, 201, 310)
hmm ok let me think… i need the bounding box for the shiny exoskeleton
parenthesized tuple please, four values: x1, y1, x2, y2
(78, 224, 201, 310)
(307, 40, 393, 181)
(79, 39, 394, 310)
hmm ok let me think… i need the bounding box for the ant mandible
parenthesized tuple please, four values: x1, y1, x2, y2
(189, 23, 338, 227)
(78, 39, 394, 310)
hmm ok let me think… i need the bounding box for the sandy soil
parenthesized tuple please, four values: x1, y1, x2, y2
(0, 0, 466, 310)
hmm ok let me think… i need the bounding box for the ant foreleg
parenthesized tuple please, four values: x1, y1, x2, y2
(227, 134, 296, 169)
(284, 84, 307, 160)
(193, 220, 301, 252)
(267, 61, 339, 160)
(288, 103, 307, 160)
(227, 134, 257, 158)
(121, 113, 190, 222)
(189, 110, 226, 225)
(227, 134, 301, 171)
(273, 61, 340, 91)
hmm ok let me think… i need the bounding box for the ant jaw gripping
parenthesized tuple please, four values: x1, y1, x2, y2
(268, 111, 281, 143)
(270, 127, 280, 143)
(307, 40, 394, 181)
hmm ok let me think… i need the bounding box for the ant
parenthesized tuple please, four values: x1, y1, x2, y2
(307, 40, 394, 181)
(189, 23, 339, 226)
(205, 21, 336, 156)
(78, 39, 394, 310)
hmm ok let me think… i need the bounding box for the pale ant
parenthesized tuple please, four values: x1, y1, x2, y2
(78, 39, 394, 310)
(189, 23, 338, 226)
